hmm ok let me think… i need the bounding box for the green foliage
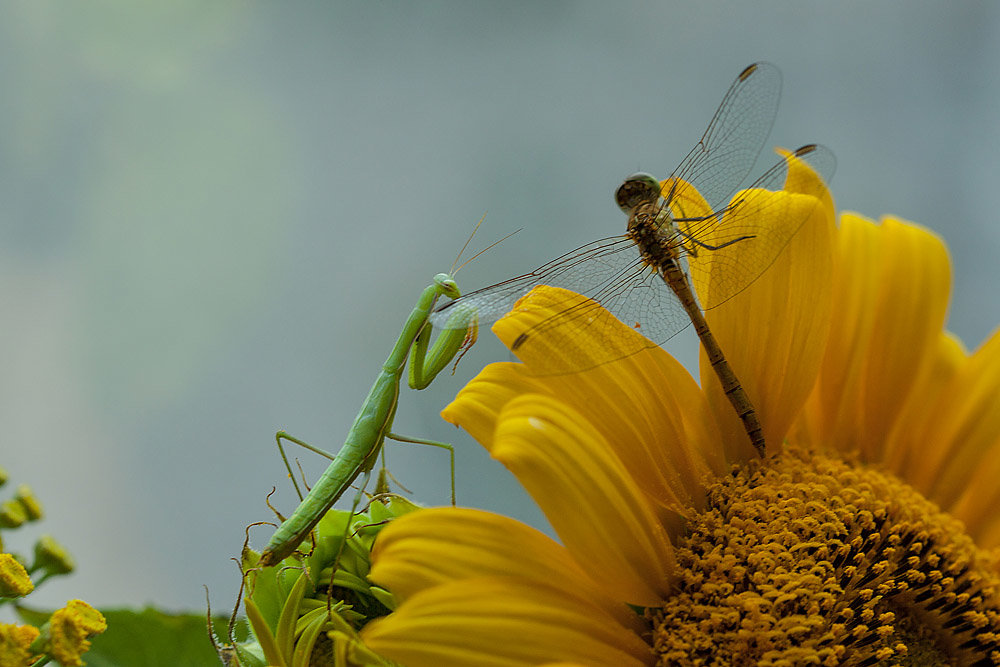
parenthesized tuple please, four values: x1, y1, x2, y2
(236, 499, 420, 666)
(15, 606, 250, 667)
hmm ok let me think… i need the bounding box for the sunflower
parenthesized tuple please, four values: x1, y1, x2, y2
(357, 162, 1000, 665)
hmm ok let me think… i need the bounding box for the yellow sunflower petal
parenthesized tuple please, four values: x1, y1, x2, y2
(979, 519, 1000, 552)
(369, 507, 644, 633)
(491, 394, 675, 606)
(440, 361, 546, 450)
(950, 430, 1000, 548)
(360, 577, 654, 667)
(920, 325, 1000, 530)
(491, 284, 654, 376)
(882, 331, 966, 478)
(698, 150, 835, 458)
(855, 217, 951, 461)
(798, 214, 951, 463)
(795, 212, 880, 445)
(451, 285, 725, 520)
(524, 351, 723, 515)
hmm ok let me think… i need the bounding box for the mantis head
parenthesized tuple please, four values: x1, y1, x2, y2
(434, 273, 461, 299)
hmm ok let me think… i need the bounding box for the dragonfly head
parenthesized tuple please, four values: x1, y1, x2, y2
(434, 273, 461, 299)
(615, 173, 661, 214)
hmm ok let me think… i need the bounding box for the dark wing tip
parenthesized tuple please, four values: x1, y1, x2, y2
(738, 62, 759, 81)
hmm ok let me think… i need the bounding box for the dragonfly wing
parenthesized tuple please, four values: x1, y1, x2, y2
(430, 235, 639, 332)
(502, 262, 695, 375)
(595, 267, 694, 349)
(682, 143, 837, 310)
(432, 234, 698, 374)
(668, 62, 782, 211)
(748, 142, 837, 192)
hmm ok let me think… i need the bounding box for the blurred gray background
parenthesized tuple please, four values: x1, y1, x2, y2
(1, 2, 998, 615)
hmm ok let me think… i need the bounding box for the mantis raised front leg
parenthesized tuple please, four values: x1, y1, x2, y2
(258, 272, 477, 567)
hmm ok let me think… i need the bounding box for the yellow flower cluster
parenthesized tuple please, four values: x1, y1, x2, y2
(1, 472, 104, 666)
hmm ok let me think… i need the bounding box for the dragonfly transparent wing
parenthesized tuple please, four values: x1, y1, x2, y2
(676, 143, 837, 311)
(432, 235, 639, 331)
(668, 62, 782, 212)
(661, 64, 835, 313)
(430, 236, 697, 373)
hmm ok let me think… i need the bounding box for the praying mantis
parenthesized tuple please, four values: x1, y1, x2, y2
(257, 234, 485, 568)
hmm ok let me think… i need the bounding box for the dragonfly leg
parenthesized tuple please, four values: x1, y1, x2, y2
(676, 228, 756, 251)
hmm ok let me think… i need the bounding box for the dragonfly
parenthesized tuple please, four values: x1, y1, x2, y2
(429, 62, 835, 457)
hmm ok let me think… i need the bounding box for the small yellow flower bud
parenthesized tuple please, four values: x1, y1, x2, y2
(0, 622, 40, 667)
(0, 553, 33, 598)
(14, 485, 43, 522)
(48, 608, 88, 667)
(33, 535, 75, 577)
(63, 600, 106, 636)
(0, 500, 27, 528)
(29, 600, 106, 667)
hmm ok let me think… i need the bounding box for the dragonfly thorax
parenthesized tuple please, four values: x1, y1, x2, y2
(626, 201, 682, 271)
(618, 172, 682, 269)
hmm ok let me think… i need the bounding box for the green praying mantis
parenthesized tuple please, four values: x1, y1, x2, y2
(257, 230, 489, 568)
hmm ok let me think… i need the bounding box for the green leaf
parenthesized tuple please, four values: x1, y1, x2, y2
(17, 606, 249, 667)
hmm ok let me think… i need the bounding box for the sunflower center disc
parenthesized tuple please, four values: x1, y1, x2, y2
(652, 445, 1000, 666)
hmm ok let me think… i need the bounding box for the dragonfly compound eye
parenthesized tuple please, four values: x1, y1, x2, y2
(615, 173, 661, 213)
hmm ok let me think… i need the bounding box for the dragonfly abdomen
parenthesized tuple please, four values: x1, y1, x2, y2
(629, 200, 768, 457)
(657, 256, 767, 457)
